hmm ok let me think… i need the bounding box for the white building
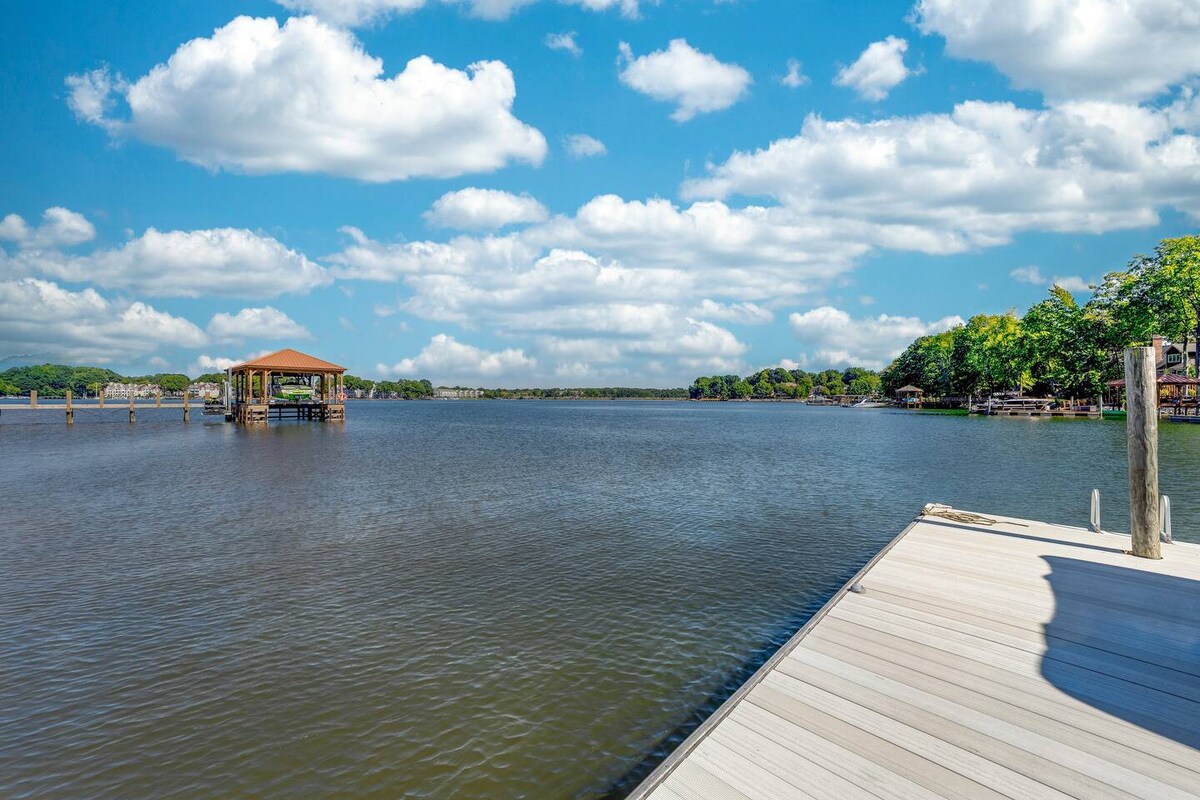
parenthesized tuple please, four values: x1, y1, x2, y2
(189, 381, 223, 398)
(102, 382, 160, 399)
(434, 387, 482, 399)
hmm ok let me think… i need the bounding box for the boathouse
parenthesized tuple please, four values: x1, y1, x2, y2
(228, 348, 347, 424)
(895, 385, 924, 408)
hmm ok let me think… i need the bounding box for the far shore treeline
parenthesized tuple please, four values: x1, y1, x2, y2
(0, 365, 685, 401)
(694, 235, 1200, 401)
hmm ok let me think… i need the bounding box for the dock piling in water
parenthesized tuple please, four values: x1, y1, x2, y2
(1124, 347, 1160, 559)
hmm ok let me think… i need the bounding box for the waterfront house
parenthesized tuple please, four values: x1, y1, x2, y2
(434, 387, 482, 399)
(188, 382, 222, 398)
(102, 382, 160, 399)
(1152, 335, 1196, 375)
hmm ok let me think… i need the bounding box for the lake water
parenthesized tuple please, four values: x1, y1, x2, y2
(3, 401, 1198, 799)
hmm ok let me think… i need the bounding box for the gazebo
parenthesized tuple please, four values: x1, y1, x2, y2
(228, 348, 347, 424)
(1106, 372, 1200, 414)
(895, 385, 925, 407)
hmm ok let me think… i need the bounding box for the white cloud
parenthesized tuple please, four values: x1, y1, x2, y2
(207, 306, 312, 341)
(67, 16, 546, 182)
(0, 207, 96, 249)
(564, 134, 607, 158)
(789, 306, 964, 369)
(424, 188, 549, 230)
(834, 36, 913, 101)
(11, 227, 331, 299)
(618, 39, 752, 122)
(276, 0, 641, 25)
(685, 99, 1200, 252)
(1011, 265, 1090, 292)
(1010, 265, 1045, 284)
(691, 298, 773, 324)
(377, 333, 534, 380)
(545, 31, 581, 56)
(780, 59, 809, 89)
(0, 278, 205, 364)
(190, 354, 241, 374)
(915, 0, 1200, 102)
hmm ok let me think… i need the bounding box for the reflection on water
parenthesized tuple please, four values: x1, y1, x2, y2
(2, 402, 1197, 798)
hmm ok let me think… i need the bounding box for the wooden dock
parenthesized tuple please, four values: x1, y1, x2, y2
(630, 505, 1200, 800)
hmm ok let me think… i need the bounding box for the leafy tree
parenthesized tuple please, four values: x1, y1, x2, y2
(961, 312, 1031, 393)
(848, 372, 882, 396)
(731, 380, 753, 399)
(0, 379, 19, 396)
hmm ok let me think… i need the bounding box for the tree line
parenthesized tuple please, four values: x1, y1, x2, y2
(0, 365, 191, 398)
(882, 235, 1200, 399)
(689, 367, 882, 400)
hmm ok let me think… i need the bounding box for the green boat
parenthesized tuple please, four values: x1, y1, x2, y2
(273, 383, 315, 402)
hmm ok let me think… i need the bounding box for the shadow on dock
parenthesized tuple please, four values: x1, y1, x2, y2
(1040, 555, 1200, 749)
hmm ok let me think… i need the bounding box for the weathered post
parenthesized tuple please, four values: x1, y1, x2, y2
(183, 386, 190, 422)
(155, 389, 161, 408)
(30, 389, 37, 408)
(65, 389, 74, 425)
(99, 389, 105, 408)
(128, 391, 136, 424)
(1124, 347, 1161, 559)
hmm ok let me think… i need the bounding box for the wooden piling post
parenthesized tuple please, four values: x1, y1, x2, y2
(183, 387, 190, 422)
(1124, 347, 1161, 559)
(65, 389, 73, 425)
(129, 391, 136, 424)
(30, 389, 37, 408)
(99, 389, 105, 408)
(155, 390, 161, 408)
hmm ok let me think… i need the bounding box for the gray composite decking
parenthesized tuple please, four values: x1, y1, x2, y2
(629, 508, 1200, 800)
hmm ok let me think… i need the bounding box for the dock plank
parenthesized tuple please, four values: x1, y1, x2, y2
(629, 508, 1200, 800)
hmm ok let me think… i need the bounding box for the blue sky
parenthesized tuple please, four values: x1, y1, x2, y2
(1, 0, 1198, 385)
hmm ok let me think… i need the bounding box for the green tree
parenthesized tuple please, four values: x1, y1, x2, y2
(731, 380, 753, 399)
(961, 313, 1031, 394)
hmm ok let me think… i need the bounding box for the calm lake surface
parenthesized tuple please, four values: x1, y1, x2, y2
(3, 401, 1198, 799)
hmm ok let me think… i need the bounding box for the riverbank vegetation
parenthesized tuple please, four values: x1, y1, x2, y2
(688, 367, 881, 400)
(882, 235, 1200, 399)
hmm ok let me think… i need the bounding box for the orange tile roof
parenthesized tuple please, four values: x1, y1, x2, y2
(231, 348, 346, 373)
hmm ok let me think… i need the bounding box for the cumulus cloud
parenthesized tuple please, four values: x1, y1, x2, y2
(545, 31, 581, 56)
(780, 59, 809, 89)
(684, 99, 1200, 252)
(189, 354, 242, 374)
(276, 0, 640, 25)
(915, 0, 1200, 102)
(9, 227, 331, 299)
(834, 36, 913, 101)
(66, 16, 546, 182)
(564, 134, 607, 158)
(424, 188, 549, 230)
(377, 333, 534, 380)
(789, 306, 964, 369)
(618, 39, 752, 122)
(0, 207, 96, 249)
(1010, 265, 1091, 293)
(691, 298, 773, 324)
(207, 307, 312, 341)
(0, 278, 205, 363)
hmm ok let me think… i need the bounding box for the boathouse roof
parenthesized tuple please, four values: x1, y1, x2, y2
(895, 384, 924, 393)
(1107, 373, 1200, 387)
(231, 348, 346, 373)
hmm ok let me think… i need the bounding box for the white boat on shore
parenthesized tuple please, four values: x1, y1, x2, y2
(850, 398, 893, 408)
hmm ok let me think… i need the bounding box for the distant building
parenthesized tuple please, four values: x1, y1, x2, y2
(434, 387, 482, 399)
(189, 382, 223, 398)
(102, 382, 159, 399)
(1153, 335, 1196, 375)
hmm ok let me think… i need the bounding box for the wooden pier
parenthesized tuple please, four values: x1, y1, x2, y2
(630, 505, 1200, 800)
